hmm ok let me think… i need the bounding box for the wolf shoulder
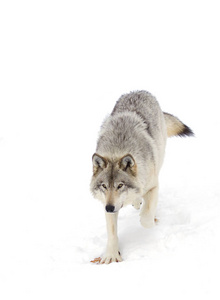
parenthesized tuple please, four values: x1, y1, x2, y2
(111, 90, 166, 136)
(112, 90, 161, 117)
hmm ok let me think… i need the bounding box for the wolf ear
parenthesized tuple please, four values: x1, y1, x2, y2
(119, 154, 136, 175)
(92, 153, 108, 175)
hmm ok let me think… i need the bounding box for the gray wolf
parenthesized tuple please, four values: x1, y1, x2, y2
(90, 90, 193, 264)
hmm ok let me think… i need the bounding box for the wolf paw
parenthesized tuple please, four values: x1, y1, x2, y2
(100, 251, 122, 264)
(132, 198, 142, 210)
(140, 215, 157, 228)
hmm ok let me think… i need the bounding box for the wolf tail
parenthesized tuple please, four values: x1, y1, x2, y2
(163, 112, 194, 138)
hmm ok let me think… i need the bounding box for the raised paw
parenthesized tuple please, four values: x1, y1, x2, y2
(140, 214, 158, 228)
(132, 198, 143, 210)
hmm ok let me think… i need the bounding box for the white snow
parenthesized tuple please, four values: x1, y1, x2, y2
(1, 1, 220, 299)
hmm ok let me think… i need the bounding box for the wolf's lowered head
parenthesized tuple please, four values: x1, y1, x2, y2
(90, 153, 140, 213)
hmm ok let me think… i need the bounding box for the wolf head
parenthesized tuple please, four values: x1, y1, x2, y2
(90, 153, 140, 213)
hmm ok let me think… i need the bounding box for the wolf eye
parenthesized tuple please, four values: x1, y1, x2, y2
(101, 183, 107, 189)
(117, 183, 124, 189)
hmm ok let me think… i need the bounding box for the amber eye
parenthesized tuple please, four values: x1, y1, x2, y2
(117, 183, 124, 189)
(102, 183, 107, 189)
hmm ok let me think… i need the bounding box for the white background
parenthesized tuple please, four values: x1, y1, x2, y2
(0, 0, 220, 299)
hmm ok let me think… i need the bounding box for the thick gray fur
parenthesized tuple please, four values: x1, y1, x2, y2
(95, 90, 166, 182)
(90, 90, 193, 264)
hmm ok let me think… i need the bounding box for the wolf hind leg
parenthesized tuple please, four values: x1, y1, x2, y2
(132, 197, 142, 210)
(140, 186, 158, 228)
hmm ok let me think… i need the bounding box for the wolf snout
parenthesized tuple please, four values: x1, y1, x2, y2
(105, 205, 115, 213)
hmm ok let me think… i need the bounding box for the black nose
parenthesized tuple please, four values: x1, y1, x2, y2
(105, 205, 115, 213)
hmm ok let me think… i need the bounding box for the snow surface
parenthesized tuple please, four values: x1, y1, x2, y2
(1, 1, 220, 299)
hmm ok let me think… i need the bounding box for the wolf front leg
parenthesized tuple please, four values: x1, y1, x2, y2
(140, 186, 158, 228)
(101, 211, 122, 264)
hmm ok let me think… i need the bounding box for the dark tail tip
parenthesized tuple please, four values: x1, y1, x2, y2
(178, 124, 194, 137)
